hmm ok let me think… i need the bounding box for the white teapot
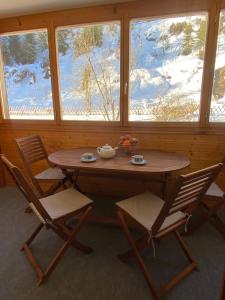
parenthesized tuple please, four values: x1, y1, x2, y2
(97, 144, 117, 159)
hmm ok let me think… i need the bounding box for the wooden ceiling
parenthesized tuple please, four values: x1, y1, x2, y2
(0, 0, 134, 18)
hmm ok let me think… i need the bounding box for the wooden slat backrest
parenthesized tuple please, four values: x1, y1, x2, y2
(15, 135, 50, 195)
(1, 154, 50, 222)
(16, 135, 48, 165)
(152, 163, 223, 234)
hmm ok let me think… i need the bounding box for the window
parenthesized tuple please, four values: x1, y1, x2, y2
(56, 22, 120, 121)
(210, 10, 225, 122)
(129, 14, 208, 122)
(0, 30, 54, 120)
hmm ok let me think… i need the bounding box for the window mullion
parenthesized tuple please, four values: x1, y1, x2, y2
(47, 22, 61, 124)
(122, 13, 129, 126)
(0, 45, 9, 120)
(199, 0, 222, 128)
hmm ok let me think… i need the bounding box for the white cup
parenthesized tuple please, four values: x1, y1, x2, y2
(82, 153, 94, 160)
(132, 155, 144, 163)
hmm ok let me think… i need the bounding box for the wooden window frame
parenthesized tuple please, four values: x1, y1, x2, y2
(0, 26, 56, 125)
(126, 11, 209, 128)
(207, 7, 225, 127)
(54, 19, 123, 127)
(0, 0, 224, 134)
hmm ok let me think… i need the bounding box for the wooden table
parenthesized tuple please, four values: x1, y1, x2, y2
(48, 148, 190, 225)
(48, 148, 190, 175)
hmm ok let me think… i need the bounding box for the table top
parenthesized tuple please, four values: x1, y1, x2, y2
(48, 148, 190, 174)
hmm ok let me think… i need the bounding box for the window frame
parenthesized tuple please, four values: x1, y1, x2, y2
(0, 0, 223, 134)
(0, 27, 56, 123)
(55, 20, 122, 125)
(126, 12, 209, 127)
(208, 8, 225, 125)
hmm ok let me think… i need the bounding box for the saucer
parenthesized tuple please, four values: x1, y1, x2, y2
(80, 157, 97, 163)
(130, 159, 147, 165)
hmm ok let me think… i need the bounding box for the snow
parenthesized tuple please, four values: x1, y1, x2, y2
(1, 15, 225, 122)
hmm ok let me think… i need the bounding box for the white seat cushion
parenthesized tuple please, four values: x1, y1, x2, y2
(206, 182, 224, 198)
(35, 167, 65, 181)
(39, 188, 93, 220)
(117, 192, 186, 231)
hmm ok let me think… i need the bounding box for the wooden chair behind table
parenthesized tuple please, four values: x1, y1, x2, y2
(15, 135, 72, 197)
(116, 163, 223, 300)
(188, 162, 225, 238)
(1, 154, 93, 285)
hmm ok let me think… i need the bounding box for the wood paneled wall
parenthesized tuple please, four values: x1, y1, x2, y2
(0, 0, 225, 197)
(1, 128, 225, 197)
(0, 146, 5, 187)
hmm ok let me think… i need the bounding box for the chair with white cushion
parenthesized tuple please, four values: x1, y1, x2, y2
(1, 154, 93, 285)
(116, 163, 223, 300)
(187, 180, 225, 238)
(16, 135, 72, 197)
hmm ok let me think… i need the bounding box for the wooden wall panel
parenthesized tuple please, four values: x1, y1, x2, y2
(0, 145, 5, 187)
(1, 129, 224, 197)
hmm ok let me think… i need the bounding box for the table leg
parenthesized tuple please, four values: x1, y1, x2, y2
(162, 172, 170, 200)
(72, 170, 82, 192)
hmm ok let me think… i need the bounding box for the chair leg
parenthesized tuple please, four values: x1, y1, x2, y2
(22, 206, 92, 285)
(39, 206, 93, 285)
(117, 210, 160, 300)
(185, 203, 225, 238)
(174, 230, 199, 269)
(61, 222, 93, 254)
(209, 215, 225, 238)
(118, 210, 198, 299)
(159, 230, 198, 296)
(118, 233, 149, 263)
(21, 223, 44, 249)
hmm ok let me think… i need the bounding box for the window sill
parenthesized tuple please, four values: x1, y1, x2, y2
(0, 119, 225, 135)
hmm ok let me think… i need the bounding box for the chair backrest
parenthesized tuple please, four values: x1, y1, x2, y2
(15, 135, 49, 194)
(1, 154, 50, 222)
(152, 163, 223, 234)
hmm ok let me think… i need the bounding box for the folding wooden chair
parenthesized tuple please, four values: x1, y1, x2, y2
(16, 135, 72, 197)
(116, 163, 223, 300)
(1, 154, 93, 285)
(187, 180, 225, 238)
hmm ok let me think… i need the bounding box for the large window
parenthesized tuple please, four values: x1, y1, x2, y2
(210, 10, 225, 122)
(0, 30, 54, 120)
(129, 14, 208, 122)
(56, 22, 120, 121)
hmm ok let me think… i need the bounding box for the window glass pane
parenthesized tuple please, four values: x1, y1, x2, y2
(0, 30, 54, 120)
(129, 14, 208, 122)
(57, 22, 120, 121)
(210, 10, 225, 122)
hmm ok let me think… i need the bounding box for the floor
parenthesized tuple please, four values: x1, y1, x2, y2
(0, 186, 224, 300)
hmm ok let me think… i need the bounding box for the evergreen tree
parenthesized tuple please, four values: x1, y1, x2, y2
(182, 22, 193, 55)
(37, 32, 48, 52)
(21, 33, 37, 64)
(57, 29, 71, 55)
(8, 35, 23, 64)
(0, 37, 13, 66)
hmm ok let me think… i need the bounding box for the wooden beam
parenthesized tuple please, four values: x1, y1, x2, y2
(0, 44, 9, 119)
(47, 21, 62, 124)
(199, 0, 223, 128)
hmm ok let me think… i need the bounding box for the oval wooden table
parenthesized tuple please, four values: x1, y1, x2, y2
(48, 148, 190, 225)
(48, 148, 190, 175)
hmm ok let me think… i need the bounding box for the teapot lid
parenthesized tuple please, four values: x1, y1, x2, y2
(101, 144, 112, 149)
